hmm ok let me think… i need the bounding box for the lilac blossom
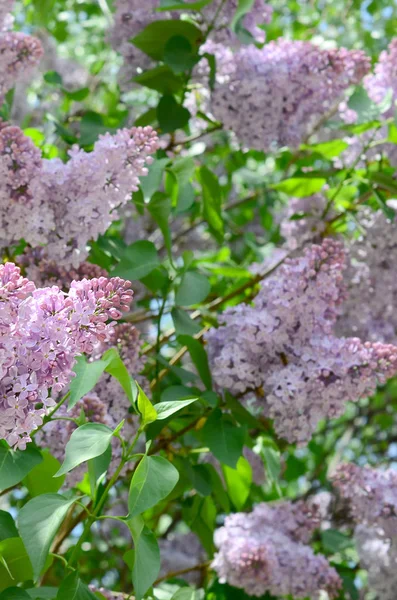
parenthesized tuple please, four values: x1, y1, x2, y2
(0, 2, 43, 105)
(0, 263, 133, 449)
(0, 122, 158, 265)
(280, 194, 329, 250)
(212, 501, 341, 598)
(159, 533, 206, 585)
(364, 39, 397, 118)
(206, 239, 397, 445)
(210, 40, 370, 150)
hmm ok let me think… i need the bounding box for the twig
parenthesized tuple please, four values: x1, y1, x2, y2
(154, 561, 211, 585)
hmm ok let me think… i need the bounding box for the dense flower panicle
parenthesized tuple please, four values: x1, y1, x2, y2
(332, 464, 397, 600)
(0, 263, 133, 449)
(17, 247, 107, 289)
(159, 533, 207, 585)
(365, 39, 397, 118)
(336, 209, 397, 343)
(280, 194, 328, 250)
(212, 501, 341, 598)
(38, 322, 145, 484)
(0, 123, 158, 265)
(354, 526, 397, 600)
(0, 27, 43, 105)
(0, 1, 14, 31)
(332, 463, 397, 537)
(210, 40, 370, 150)
(206, 239, 397, 444)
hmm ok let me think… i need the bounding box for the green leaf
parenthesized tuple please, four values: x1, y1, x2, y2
(0, 589, 31, 600)
(0, 512, 18, 542)
(223, 457, 252, 510)
(55, 423, 114, 477)
(176, 271, 210, 306)
(111, 240, 160, 281)
(27, 589, 58, 600)
(373, 188, 395, 220)
(172, 307, 202, 336)
(134, 65, 183, 95)
(178, 335, 212, 389)
(199, 166, 224, 241)
(132, 20, 203, 61)
(164, 35, 199, 74)
(18, 494, 76, 579)
(44, 70, 63, 85)
(102, 348, 137, 406)
(202, 409, 244, 468)
(321, 529, 353, 553)
(348, 86, 391, 123)
(231, 0, 255, 30)
(154, 398, 199, 420)
(23, 450, 64, 496)
(157, 95, 190, 133)
(272, 177, 326, 197)
(148, 192, 173, 258)
(304, 139, 349, 158)
(372, 172, 397, 195)
(88, 445, 112, 499)
(69, 355, 109, 409)
(128, 456, 179, 517)
(0, 537, 33, 591)
(0, 445, 42, 492)
(262, 445, 281, 482)
(137, 383, 158, 427)
(56, 572, 98, 600)
(171, 588, 204, 600)
(128, 517, 160, 600)
(140, 159, 170, 201)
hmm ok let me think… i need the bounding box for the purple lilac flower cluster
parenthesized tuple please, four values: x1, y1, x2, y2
(333, 463, 397, 600)
(280, 194, 329, 250)
(212, 500, 341, 598)
(0, 122, 158, 266)
(210, 40, 370, 150)
(0, 262, 133, 449)
(206, 239, 397, 444)
(0, 1, 43, 105)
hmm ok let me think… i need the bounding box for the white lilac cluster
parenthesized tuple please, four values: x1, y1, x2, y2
(38, 323, 145, 484)
(0, 263, 133, 449)
(0, 1, 43, 105)
(280, 194, 329, 250)
(159, 533, 206, 585)
(206, 239, 397, 445)
(212, 500, 341, 598)
(333, 463, 397, 600)
(210, 39, 370, 151)
(336, 208, 397, 344)
(0, 121, 158, 266)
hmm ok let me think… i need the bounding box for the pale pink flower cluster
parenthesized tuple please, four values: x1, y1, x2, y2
(336, 209, 397, 344)
(0, 122, 158, 266)
(38, 322, 145, 484)
(210, 40, 370, 150)
(0, 262, 133, 449)
(333, 464, 397, 600)
(206, 239, 397, 444)
(0, 1, 43, 105)
(213, 501, 341, 598)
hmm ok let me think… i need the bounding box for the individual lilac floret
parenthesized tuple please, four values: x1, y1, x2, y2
(0, 122, 158, 266)
(206, 239, 397, 445)
(212, 501, 341, 598)
(37, 322, 146, 485)
(210, 40, 370, 150)
(0, 263, 133, 449)
(336, 208, 397, 344)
